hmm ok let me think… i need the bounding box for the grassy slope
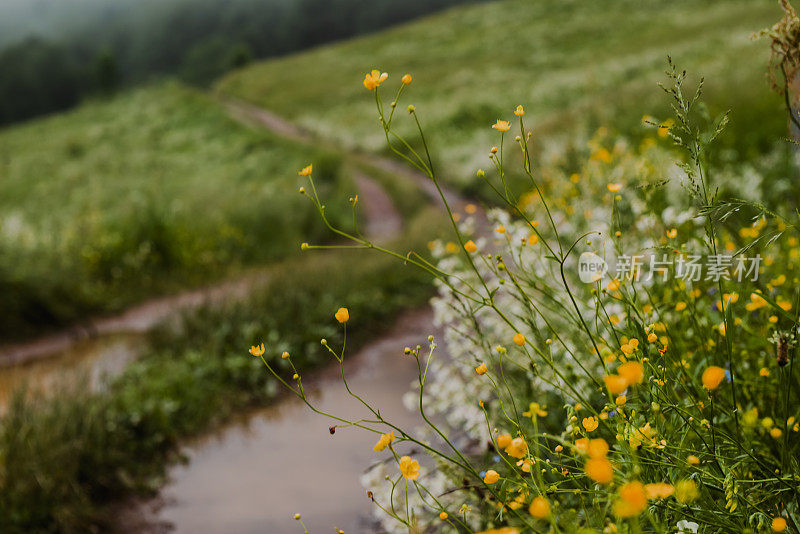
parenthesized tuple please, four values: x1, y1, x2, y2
(218, 0, 784, 188)
(0, 82, 352, 338)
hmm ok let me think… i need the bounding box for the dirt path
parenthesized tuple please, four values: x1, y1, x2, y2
(0, 161, 401, 393)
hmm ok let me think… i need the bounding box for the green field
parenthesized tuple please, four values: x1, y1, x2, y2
(218, 0, 785, 189)
(0, 83, 353, 338)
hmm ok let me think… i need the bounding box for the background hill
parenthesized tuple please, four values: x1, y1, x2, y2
(218, 0, 785, 189)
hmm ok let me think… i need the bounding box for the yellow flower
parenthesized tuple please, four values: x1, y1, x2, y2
(618, 361, 644, 385)
(334, 307, 350, 323)
(504, 437, 528, 458)
(771, 427, 783, 439)
(495, 225, 506, 234)
(607, 278, 621, 291)
(657, 118, 674, 137)
(604, 374, 627, 395)
(464, 240, 478, 253)
(513, 333, 526, 346)
(401, 74, 412, 85)
(613, 481, 647, 517)
(492, 120, 511, 132)
(249, 343, 265, 357)
(772, 517, 787, 532)
(647, 332, 658, 343)
(585, 457, 614, 484)
(574, 437, 589, 455)
(582, 416, 599, 432)
(398, 456, 419, 480)
(687, 455, 700, 465)
(373, 432, 395, 451)
(496, 433, 512, 449)
(439, 511, 448, 520)
(607, 183, 622, 193)
(298, 164, 313, 176)
(760, 367, 771, 377)
(667, 228, 678, 239)
(587, 438, 609, 458)
(514, 105, 525, 117)
(702, 366, 725, 390)
(363, 69, 388, 90)
(674, 480, 698, 503)
(528, 234, 539, 245)
(528, 496, 550, 518)
(475, 362, 488, 375)
(675, 301, 687, 312)
(615, 395, 627, 406)
(645, 482, 674, 500)
(483, 470, 500, 484)
(476, 529, 520, 534)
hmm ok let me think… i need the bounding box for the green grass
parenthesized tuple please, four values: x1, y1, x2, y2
(0, 207, 446, 533)
(0, 82, 353, 338)
(217, 0, 786, 190)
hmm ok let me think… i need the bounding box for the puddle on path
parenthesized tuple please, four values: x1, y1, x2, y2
(145, 308, 442, 534)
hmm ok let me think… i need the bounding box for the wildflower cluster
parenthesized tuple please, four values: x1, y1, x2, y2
(255, 62, 800, 533)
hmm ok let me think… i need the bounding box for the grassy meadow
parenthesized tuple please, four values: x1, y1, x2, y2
(218, 0, 785, 190)
(2, 0, 800, 532)
(0, 83, 353, 338)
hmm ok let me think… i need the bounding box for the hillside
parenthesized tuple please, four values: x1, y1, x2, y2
(0, 83, 352, 338)
(217, 0, 784, 188)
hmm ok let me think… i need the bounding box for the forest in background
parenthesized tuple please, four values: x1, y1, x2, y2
(0, 0, 482, 126)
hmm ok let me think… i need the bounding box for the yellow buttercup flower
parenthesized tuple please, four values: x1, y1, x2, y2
(496, 433, 512, 449)
(528, 496, 550, 518)
(772, 517, 787, 532)
(618, 361, 644, 385)
(401, 74, 412, 85)
(373, 432, 395, 451)
(513, 333, 526, 346)
(249, 343, 265, 357)
(483, 470, 500, 484)
(582, 416, 599, 432)
(587, 438, 609, 458)
(298, 164, 313, 176)
(645, 482, 674, 500)
(701, 366, 725, 390)
(514, 105, 525, 117)
(504, 437, 528, 458)
(658, 118, 674, 137)
(585, 457, 614, 484)
(492, 120, 511, 132)
(439, 512, 448, 520)
(604, 374, 627, 395)
(464, 240, 478, 253)
(667, 228, 678, 239)
(607, 183, 622, 193)
(687, 455, 700, 465)
(613, 481, 647, 517)
(363, 69, 388, 90)
(475, 362, 488, 375)
(398, 456, 419, 480)
(335, 307, 350, 323)
(647, 332, 658, 343)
